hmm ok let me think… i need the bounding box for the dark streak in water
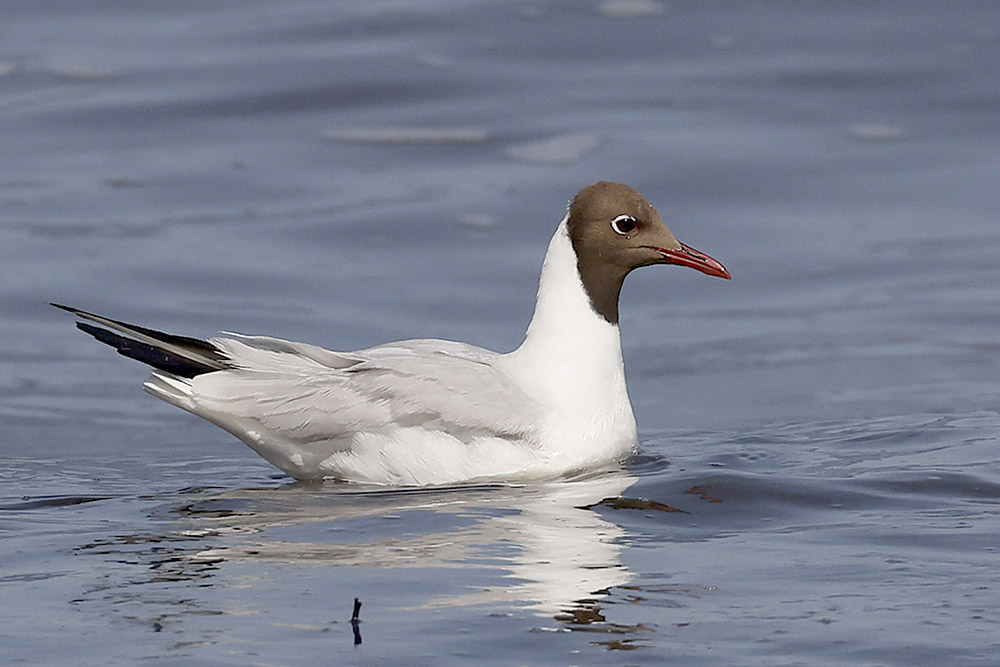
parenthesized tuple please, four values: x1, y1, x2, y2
(0, 495, 112, 511)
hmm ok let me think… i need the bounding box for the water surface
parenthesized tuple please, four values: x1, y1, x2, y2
(2, 1, 999, 665)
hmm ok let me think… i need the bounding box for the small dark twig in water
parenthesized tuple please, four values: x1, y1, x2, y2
(351, 597, 362, 646)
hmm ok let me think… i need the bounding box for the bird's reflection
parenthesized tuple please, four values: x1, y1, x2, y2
(78, 470, 647, 643)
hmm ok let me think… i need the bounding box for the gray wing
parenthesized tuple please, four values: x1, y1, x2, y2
(188, 337, 542, 448)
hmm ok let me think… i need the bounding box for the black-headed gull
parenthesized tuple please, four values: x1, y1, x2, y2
(55, 182, 729, 485)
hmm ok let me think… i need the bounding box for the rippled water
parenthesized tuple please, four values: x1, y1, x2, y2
(2, 1, 999, 665)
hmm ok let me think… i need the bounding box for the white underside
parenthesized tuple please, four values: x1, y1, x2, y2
(143, 219, 638, 485)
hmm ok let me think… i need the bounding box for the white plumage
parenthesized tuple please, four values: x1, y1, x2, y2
(143, 222, 635, 484)
(57, 181, 729, 485)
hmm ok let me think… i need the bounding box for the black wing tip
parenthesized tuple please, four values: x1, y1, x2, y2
(74, 321, 110, 339)
(73, 321, 218, 379)
(55, 302, 228, 378)
(52, 303, 100, 321)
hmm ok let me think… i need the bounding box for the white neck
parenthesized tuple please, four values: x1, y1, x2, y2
(504, 218, 637, 456)
(516, 218, 621, 364)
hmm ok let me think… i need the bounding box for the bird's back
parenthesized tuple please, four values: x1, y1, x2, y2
(148, 335, 548, 483)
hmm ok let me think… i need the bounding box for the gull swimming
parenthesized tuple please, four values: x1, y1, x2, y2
(54, 181, 730, 486)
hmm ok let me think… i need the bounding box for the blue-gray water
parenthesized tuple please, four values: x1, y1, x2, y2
(2, 1, 999, 665)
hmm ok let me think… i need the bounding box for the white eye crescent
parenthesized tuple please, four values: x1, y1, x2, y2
(611, 215, 638, 236)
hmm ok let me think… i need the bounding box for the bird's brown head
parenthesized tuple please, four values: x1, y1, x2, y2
(565, 181, 730, 323)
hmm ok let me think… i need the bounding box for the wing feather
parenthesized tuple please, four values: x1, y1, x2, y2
(189, 337, 541, 450)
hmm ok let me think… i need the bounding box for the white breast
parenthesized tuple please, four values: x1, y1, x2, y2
(501, 218, 638, 466)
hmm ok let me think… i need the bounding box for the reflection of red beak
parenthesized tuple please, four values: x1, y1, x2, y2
(652, 242, 731, 279)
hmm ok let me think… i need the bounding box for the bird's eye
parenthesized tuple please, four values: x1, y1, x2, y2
(611, 215, 638, 236)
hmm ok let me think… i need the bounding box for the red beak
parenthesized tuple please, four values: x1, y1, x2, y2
(654, 242, 731, 279)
